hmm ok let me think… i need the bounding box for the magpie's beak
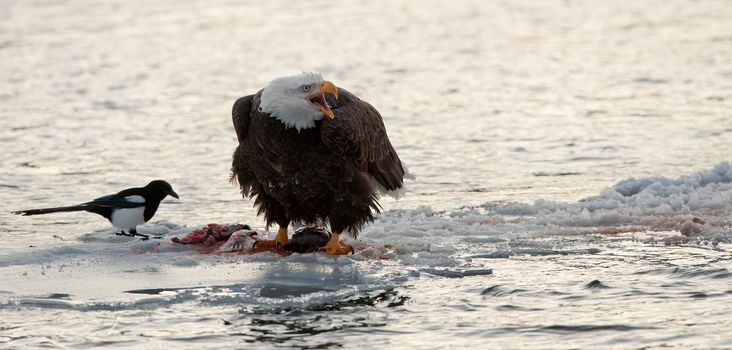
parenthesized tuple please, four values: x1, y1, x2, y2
(168, 190, 179, 199)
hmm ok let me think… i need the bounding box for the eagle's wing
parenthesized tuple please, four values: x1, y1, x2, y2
(231, 92, 272, 196)
(232, 94, 254, 143)
(321, 88, 405, 191)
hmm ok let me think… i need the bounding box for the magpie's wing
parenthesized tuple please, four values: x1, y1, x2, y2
(84, 194, 146, 209)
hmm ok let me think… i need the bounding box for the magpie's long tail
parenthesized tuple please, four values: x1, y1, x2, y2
(13, 205, 90, 216)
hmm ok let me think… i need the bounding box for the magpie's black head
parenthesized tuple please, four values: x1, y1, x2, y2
(145, 180, 179, 199)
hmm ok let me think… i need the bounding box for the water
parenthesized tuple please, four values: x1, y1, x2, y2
(2, 0, 732, 348)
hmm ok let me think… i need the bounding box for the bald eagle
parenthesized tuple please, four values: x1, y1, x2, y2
(230, 72, 407, 255)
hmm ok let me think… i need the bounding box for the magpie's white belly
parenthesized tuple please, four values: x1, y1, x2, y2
(110, 207, 145, 231)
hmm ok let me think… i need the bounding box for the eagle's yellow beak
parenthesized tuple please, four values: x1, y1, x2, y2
(306, 80, 339, 120)
(318, 81, 338, 120)
(320, 81, 339, 100)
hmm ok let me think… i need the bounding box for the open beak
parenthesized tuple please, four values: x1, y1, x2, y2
(167, 190, 179, 199)
(307, 80, 339, 120)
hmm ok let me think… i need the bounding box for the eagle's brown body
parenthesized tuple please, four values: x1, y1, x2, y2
(231, 88, 405, 236)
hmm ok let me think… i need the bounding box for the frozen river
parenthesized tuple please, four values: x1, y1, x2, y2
(1, 0, 732, 348)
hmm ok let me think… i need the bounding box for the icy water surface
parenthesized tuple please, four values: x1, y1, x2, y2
(2, 0, 732, 349)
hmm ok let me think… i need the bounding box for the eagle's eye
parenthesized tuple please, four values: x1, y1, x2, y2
(301, 85, 311, 92)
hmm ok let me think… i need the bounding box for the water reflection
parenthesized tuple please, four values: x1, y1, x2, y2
(235, 289, 408, 348)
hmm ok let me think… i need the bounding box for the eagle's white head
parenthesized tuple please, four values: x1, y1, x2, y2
(258, 72, 339, 131)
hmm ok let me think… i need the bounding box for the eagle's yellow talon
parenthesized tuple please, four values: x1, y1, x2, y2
(323, 232, 352, 256)
(252, 227, 288, 251)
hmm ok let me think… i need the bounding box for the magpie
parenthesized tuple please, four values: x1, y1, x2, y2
(13, 180, 179, 239)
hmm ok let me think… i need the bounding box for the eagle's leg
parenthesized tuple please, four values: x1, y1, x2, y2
(253, 226, 288, 250)
(323, 231, 354, 256)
